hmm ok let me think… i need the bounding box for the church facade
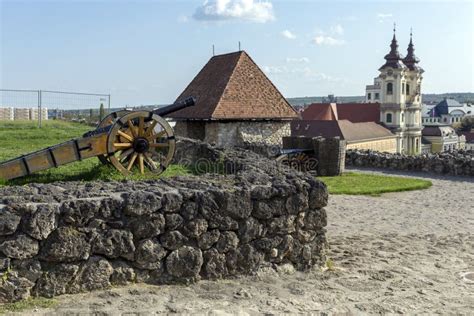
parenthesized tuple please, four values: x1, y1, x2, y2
(365, 29, 424, 154)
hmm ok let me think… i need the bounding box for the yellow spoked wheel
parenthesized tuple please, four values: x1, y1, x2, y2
(97, 110, 130, 165)
(106, 111, 176, 176)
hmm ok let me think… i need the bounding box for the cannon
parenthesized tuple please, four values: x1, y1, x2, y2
(0, 97, 195, 181)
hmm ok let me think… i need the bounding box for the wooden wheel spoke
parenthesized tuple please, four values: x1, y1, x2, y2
(138, 117, 145, 136)
(145, 121, 158, 137)
(144, 154, 158, 170)
(127, 153, 138, 171)
(138, 154, 145, 174)
(127, 120, 137, 138)
(119, 148, 134, 161)
(118, 130, 133, 142)
(114, 142, 132, 149)
(150, 142, 169, 148)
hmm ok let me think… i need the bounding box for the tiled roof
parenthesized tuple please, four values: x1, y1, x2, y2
(301, 103, 380, 123)
(291, 120, 395, 143)
(167, 51, 298, 120)
(301, 103, 338, 120)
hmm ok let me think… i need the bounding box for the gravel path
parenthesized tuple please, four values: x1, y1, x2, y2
(22, 169, 474, 315)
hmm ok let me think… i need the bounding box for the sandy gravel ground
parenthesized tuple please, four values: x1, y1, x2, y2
(19, 169, 474, 315)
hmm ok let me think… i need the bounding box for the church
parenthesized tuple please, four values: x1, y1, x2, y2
(365, 27, 424, 154)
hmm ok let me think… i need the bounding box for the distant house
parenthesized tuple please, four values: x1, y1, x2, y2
(166, 51, 298, 147)
(458, 131, 474, 151)
(422, 98, 473, 125)
(291, 120, 398, 153)
(422, 124, 465, 153)
(301, 103, 381, 123)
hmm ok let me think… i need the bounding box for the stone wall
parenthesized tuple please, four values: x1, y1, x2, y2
(174, 120, 291, 147)
(0, 139, 328, 303)
(345, 149, 474, 176)
(282, 136, 346, 176)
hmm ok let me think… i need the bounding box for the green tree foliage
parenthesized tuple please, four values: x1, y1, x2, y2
(99, 103, 105, 121)
(460, 115, 474, 131)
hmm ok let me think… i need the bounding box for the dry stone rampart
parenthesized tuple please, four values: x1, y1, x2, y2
(0, 139, 328, 302)
(345, 149, 474, 176)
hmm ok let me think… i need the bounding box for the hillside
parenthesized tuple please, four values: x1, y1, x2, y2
(287, 92, 474, 106)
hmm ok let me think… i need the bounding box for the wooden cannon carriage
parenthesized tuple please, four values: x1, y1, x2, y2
(0, 97, 195, 181)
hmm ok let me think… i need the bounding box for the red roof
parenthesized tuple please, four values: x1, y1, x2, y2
(301, 103, 338, 120)
(167, 51, 298, 120)
(291, 120, 395, 143)
(301, 103, 380, 123)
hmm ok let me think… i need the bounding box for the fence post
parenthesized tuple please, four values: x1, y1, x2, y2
(37, 90, 42, 128)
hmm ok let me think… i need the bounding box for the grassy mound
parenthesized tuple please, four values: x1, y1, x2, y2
(319, 172, 432, 196)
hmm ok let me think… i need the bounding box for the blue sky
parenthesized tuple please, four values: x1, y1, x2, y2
(1, 0, 473, 107)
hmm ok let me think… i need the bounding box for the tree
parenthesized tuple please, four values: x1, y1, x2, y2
(460, 115, 474, 131)
(99, 103, 105, 121)
(89, 109, 94, 121)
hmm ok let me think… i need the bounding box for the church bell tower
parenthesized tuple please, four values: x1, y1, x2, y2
(366, 26, 423, 154)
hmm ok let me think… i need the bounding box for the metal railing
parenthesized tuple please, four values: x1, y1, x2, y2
(0, 89, 111, 128)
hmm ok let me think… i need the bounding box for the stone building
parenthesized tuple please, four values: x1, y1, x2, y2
(166, 51, 298, 147)
(365, 28, 424, 154)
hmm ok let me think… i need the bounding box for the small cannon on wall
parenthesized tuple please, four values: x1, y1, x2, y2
(0, 97, 195, 181)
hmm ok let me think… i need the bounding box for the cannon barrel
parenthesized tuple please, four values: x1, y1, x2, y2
(153, 97, 195, 117)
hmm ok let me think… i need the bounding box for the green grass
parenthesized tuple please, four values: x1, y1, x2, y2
(0, 120, 191, 186)
(0, 297, 57, 314)
(319, 172, 432, 196)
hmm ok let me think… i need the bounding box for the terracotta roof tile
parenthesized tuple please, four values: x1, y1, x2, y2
(291, 120, 395, 142)
(301, 103, 380, 123)
(168, 51, 298, 120)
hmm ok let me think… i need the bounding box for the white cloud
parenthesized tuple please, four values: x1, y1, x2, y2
(286, 57, 309, 63)
(193, 0, 275, 23)
(313, 35, 345, 46)
(281, 29, 296, 39)
(330, 24, 344, 35)
(377, 13, 393, 23)
(377, 13, 393, 18)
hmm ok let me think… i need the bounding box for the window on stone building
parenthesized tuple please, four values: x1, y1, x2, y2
(387, 83, 393, 95)
(386, 113, 393, 123)
(406, 84, 410, 95)
(402, 83, 405, 94)
(401, 113, 404, 122)
(375, 93, 380, 99)
(367, 93, 371, 100)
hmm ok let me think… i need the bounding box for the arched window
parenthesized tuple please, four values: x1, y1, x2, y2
(406, 84, 410, 95)
(401, 113, 404, 122)
(387, 83, 393, 95)
(386, 113, 393, 123)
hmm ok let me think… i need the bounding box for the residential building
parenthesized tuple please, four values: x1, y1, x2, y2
(166, 51, 298, 147)
(14, 108, 31, 120)
(301, 102, 380, 123)
(0, 107, 14, 120)
(458, 131, 474, 151)
(422, 124, 465, 153)
(291, 120, 398, 153)
(422, 99, 473, 125)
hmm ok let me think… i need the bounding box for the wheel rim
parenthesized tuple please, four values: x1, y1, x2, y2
(97, 110, 130, 165)
(106, 111, 176, 176)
